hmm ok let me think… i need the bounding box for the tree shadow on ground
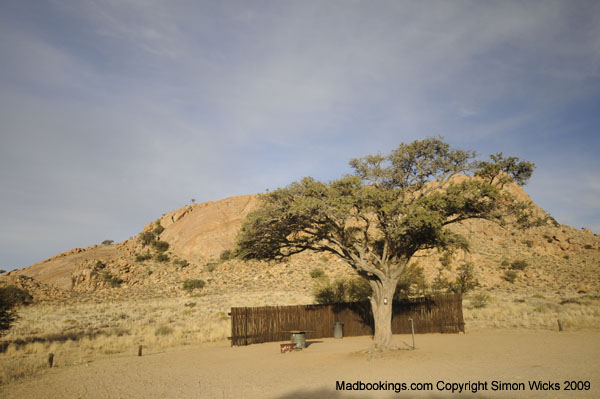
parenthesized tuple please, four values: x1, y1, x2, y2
(304, 340, 324, 348)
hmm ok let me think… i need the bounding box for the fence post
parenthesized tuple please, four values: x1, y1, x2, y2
(48, 353, 54, 368)
(244, 307, 249, 346)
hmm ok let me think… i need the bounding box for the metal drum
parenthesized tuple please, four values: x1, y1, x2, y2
(291, 332, 306, 349)
(333, 322, 344, 339)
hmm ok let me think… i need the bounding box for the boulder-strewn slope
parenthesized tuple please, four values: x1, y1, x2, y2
(2, 185, 599, 303)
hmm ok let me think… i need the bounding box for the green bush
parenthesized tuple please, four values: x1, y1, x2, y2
(503, 270, 518, 283)
(452, 262, 479, 294)
(395, 263, 428, 298)
(153, 223, 165, 235)
(135, 252, 152, 262)
(219, 250, 233, 262)
(314, 278, 347, 304)
(0, 285, 32, 306)
(346, 278, 371, 302)
(139, 231, 156, 246)
(309, 268, 325, 279)
(313, 264, 429, 305)
(470, 292, 490, 309)
(101, 240, 114, 245)
(432, 269, 452, 294)
(155, 326, 173, 336)
(0, 286, 24, 335)
(154, 253, 169, 262)
(173, 258, 189, 268)
(510, 260, 528, 270)
(101, 272, 123, 288)
(183, 279, 206, 292)
(151, 240, 170, 253)
(205, 262, 218, 272)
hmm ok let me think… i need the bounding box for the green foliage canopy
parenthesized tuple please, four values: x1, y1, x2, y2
(236, 138, 533, 279)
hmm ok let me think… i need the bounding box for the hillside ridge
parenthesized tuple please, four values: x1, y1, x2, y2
(2, 185, 599, 303)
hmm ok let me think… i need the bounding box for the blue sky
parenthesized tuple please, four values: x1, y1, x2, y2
(1, 0, 599, 271)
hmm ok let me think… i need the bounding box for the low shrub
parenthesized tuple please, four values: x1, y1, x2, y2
(151, 240, 170, 253)
(0, 285, 33, 306)
(155, 326, 173, 336)
(395, 263, 428, 298)
(309, 268, 325, 279)
(219, 250, 233, 262)
(314, 278, 348, 304)
(503, 270, 518, 283)
(153, 223, 165, 235)
(452, 262, 479, 294)
(183, 279, 206, 292)
(431, 270, 452, 294)
(510, 260, 528, 270)
(173, 259, 189, 268)
(205, 262, 218, 272)
(138, 231, 156, 246)
(94, 260, 106, 269)
(101, 272, 123, 288)
(470, 292, 490, 309)
(135, 252, 152, 262)
(154, 253, 169, 262)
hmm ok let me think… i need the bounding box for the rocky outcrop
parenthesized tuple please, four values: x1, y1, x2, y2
(1, 184, 599, 301)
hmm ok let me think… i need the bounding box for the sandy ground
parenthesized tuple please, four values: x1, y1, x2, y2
(1, 330, 599, 399)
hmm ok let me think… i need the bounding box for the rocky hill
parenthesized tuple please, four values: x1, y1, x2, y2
(2, 184, 599, 303)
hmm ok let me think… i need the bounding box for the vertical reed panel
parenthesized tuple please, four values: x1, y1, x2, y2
(230, 294, 463, 346)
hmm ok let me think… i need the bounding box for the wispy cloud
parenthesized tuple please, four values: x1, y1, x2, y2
(1, 0, 599, 269)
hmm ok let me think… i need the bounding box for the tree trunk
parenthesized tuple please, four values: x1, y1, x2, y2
(369, 277, 398, 351)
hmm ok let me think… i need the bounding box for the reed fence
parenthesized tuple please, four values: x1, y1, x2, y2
(230, 293, 464, 346)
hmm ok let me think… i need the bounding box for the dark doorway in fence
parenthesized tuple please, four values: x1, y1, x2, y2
(229, 293, 464, 346)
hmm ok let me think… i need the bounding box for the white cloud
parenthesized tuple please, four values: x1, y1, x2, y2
(1, 0, 599, 269)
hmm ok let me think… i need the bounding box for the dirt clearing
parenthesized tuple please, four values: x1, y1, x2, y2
(2, 329, 598, 398)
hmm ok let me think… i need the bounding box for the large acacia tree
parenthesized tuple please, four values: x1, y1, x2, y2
(235, 138, 535, 350)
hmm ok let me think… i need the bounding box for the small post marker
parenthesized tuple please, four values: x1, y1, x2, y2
(138, 345, 143, 356)
(409, 318, 416, 349)
(557, 319, 563, 332)
(48, 353, 54, 368)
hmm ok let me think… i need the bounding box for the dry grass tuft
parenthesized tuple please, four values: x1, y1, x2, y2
(0, 290, 310, 385)
(464, 291, 600, 331)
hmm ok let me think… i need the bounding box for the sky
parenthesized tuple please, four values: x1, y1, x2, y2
(1, 0, 599, 272)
